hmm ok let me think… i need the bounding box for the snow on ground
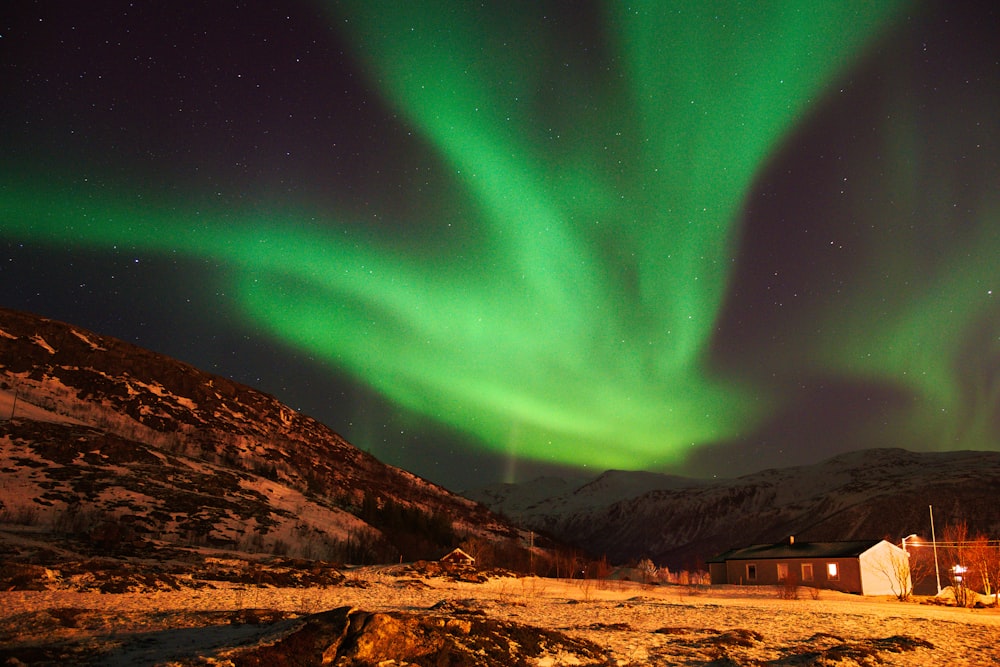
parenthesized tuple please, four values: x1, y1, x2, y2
(2, 573, 998, 666)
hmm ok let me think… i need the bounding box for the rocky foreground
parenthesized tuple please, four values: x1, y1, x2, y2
(2, 564, 999, 666)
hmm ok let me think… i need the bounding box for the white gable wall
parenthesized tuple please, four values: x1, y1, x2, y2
(858, 539, 911, 596)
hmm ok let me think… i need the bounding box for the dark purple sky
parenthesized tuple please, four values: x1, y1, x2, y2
(2, 1, 998, 491)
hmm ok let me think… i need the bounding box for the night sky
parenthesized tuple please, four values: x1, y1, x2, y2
(2, 1, 998, 492)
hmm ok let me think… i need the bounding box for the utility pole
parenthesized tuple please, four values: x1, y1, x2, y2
(930, 504, 941, 594)
(8, 387, 17, 421)
(529, 531, 534, 575)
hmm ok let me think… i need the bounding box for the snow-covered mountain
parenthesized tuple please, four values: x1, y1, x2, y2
(0, 307, 518, 564)
(470, 469, 707, 530)
(469, 449, 1000, 569)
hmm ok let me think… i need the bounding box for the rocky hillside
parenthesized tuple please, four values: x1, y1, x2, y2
(470, 449, 1000, 570)
(5, 305, 998, 579)
(0, 307, 518, 566)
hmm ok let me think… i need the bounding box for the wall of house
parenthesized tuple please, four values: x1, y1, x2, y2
(858, 540, 911, 596)
(722, 557, 864, 594)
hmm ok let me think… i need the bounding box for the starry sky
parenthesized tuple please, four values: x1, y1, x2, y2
(2, 1, 998, 492)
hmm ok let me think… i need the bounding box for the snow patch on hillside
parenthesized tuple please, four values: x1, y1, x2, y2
(0, 389, 87, 425)
(69, 329, 106, 351)
(29, 334, 56, 354)
(0, 437, 47, 505)
(240, 477, 370, 542)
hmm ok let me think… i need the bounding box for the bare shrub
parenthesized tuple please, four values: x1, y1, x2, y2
(271, 539, 290, 556)
(778, 572, 799, 600)
(0, 503, 40, 526)
(52, 505, 104, 536)
(241, 529, 267, 554)
(520, 576, 548, 599)
(685, 584, 703, 597)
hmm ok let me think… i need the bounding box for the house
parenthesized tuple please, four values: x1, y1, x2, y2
(439, 547, 476, 566)
(708, 537, 910, 596)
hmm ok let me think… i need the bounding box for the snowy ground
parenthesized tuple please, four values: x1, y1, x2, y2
(2, 569, 999, 666)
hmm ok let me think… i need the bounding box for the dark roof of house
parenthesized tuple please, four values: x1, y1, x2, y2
(709, 539, 884, 562)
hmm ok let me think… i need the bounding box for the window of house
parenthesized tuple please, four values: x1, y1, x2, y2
(826, 563, 839, 580)
(746, 564, 757, 581)
(777, 563, 788, 581)
(801, 563, 814, 582)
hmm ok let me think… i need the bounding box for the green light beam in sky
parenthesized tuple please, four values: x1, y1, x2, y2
(7, 1, 965, 476)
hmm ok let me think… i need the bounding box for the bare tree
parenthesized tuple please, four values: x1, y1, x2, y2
(873, 546, 914, 601)
(459, 535, 494, 568)
(941, 522, 973, 606)
(905, 545, 937, 595)
(552, 548, 580, 580)
(987, 543, 1000, 607)
(636, 558, 657, 586)
(594, 555, 613, 589)
(965, 534, 1000, 607)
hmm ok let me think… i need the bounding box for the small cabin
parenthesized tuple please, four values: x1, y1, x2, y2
(440, 547, 476, 566)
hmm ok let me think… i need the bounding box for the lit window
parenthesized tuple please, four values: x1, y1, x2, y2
(801, 563, 814, 581)
(746, 564, 757, 581)
(827, 563, 839, 580)
(777, 563, 788, 581)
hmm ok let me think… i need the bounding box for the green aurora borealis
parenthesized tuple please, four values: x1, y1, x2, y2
(2, 1, 998, 485)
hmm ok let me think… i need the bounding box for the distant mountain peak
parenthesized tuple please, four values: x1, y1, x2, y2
(469, 446, 1000, 568)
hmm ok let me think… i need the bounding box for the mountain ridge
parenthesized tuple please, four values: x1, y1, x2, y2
(0, 306, 518, 566)
(468, 447, 1000, 569)
(4, 306, 999, 577)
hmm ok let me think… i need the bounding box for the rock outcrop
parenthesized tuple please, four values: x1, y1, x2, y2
(222, 606, 606, 667)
